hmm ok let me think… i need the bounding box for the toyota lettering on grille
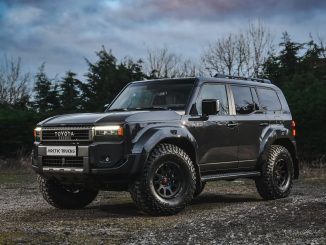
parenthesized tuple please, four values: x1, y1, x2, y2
(54, 131, 75, 140)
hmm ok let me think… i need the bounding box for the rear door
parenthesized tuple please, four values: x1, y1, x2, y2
(256, 87, 284, 125)
(230, 85, 268, 168)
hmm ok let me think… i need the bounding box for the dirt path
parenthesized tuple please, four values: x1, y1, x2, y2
(0, 173, 325, 244)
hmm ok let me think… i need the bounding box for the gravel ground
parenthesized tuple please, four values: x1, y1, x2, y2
(0, 172, 325, 244)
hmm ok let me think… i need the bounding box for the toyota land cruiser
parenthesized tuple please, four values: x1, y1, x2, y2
(32, 75, 299, 215)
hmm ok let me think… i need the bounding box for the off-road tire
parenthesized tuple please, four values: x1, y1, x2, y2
(194, 182, 206, 197)
(129, 143, 196, 216)
(255, 145, 294, 200)
(38, 175, 98, 209)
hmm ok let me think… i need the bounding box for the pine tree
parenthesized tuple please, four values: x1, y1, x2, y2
(83, 47, 146, 112)
(59, 71, 81, 113)
(83, 47, 118, 112)
(279, 32, 303, 76)
(33, 64, 59, 113)
(300, 39, 326, 76)
(262, 54, 280, 82)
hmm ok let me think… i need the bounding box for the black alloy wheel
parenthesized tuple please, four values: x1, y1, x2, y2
(255, 145, 294, 200)
(273, 158, 291, 191)
(153, 161, 183, 199)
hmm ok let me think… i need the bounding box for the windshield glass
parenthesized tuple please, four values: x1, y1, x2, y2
(108, 80, 195, 111)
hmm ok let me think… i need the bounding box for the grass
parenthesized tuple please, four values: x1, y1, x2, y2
(0, 156, 35, 185)
(0, 172, 35, 185)
(0, 155, 33, 172)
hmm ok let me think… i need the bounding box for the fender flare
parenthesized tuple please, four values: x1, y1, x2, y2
(131, 126, 200, 175)
(258, 125, 299, 178)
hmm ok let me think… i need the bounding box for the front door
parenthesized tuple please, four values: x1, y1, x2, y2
(185, 83, 238, 172)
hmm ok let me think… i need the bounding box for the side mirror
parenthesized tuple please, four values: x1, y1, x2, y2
(202, 99, 220, 116)
(104, 104, 109, 111)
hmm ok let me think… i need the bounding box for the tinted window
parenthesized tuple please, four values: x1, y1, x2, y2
(257, 88, 282, 111)
(251, 87, 260, 110)
(231, 86, 255, 115)
(109, 80, 194, 111)
(197, 84, 229, 115)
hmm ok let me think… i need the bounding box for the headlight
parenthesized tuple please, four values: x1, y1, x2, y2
(34, 127, 42, 141)
(93, 125, 124, 137)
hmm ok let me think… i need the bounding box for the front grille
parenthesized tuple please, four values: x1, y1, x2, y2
(41, 127, 92, 141)
(43, 156, 84, 168)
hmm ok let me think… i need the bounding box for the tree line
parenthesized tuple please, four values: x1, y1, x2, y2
(0, 23, 325, 163)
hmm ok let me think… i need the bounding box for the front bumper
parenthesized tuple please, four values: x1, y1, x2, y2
(32, 142, 143, 185)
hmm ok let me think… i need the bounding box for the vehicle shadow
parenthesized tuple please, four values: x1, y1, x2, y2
(192, 192, 261, 206)
(18, 192, 261, 222)
(87, 202, 144, 217)
(88, 192, 261, 216)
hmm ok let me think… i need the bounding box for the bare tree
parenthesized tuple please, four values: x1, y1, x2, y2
(202, 34, 237, 76)
(201, 20, 274, 77)
(0, 56, 30, 107)
(235, 33, 249, 76)
(146, 47, 179, 78)
(145, 47, 199, 78)
(178, 58, 197, 77)
(248, 20, 273, 76)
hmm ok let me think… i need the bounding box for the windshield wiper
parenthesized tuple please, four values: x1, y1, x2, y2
(107, 107, 170, 112)
(106, 108, 129, 112)
(131, 107, 170, 111)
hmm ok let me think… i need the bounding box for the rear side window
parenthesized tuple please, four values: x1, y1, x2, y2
(251, 88, 260, 110)
(197, 84, 229, 115)
(231, 85, 256, 115)
(257, 88, 282, 111)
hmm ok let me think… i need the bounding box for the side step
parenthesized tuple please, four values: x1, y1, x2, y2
(201, 171, 261, 182)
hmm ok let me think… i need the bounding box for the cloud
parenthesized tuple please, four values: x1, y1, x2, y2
(6, 5, 44, 25)
(0, 0, 325, 79)
(102, 0, 326, 23)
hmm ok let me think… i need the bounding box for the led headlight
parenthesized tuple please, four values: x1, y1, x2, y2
(93, 125, 124, 137)
(34, 127, 42, 141)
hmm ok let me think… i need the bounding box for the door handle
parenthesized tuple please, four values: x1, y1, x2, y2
(227, 122, 238, 128)
(259, 122, 269, 127)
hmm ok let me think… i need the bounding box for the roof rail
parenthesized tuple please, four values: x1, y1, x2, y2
(214, 74, 272, 84)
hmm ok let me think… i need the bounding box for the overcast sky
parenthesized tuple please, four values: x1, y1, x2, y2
(1, 0, 326, 80)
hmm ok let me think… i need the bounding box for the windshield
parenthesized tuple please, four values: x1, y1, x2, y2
(108, 80, 195, 111)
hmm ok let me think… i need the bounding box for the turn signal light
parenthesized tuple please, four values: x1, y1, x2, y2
(117, 127, 124, 137)
(34, 127, 42, 141)
(291, 120, 296, 137)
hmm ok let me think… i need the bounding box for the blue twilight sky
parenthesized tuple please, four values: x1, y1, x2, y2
(0, 0, 326, 79)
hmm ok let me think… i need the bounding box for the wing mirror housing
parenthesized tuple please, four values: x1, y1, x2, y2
(104, 104, 109, 111)
(202, 99, 220, 116)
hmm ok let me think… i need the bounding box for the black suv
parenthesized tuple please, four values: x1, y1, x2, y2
(32, 76, 299, 215)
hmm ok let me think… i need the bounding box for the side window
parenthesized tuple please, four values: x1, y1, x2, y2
(257, 88, 282, 111)
(197, 84, 229, 115)
(231, 85, 255, 115)
(251, 87, 260, 110)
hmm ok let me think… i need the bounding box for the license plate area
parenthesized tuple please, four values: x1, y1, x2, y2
(46, 146, 77, 156)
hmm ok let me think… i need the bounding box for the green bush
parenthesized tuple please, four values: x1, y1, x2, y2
(0, 108, 43, 157)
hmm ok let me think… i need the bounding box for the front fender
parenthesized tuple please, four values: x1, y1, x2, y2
(132, 125, 199, 163)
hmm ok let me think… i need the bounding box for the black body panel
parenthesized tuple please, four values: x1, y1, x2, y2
(32, 77, 298, 190)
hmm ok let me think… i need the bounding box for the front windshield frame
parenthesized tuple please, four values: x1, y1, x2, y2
(106, 79, 196, 113)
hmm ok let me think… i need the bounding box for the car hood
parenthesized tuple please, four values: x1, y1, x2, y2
(38, 111, 182, 126)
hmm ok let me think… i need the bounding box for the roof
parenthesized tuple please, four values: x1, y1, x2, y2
(131, 76, 276, 88)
